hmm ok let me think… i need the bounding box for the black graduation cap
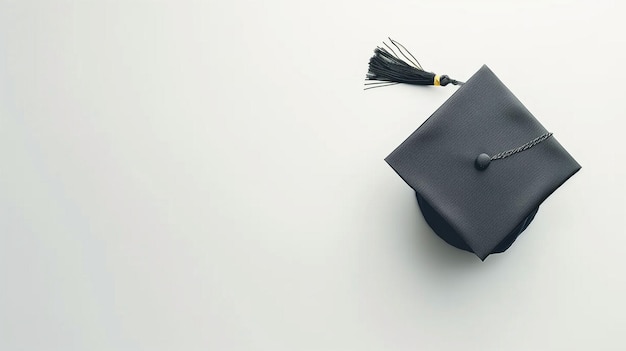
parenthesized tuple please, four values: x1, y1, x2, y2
(367, 39, 581, 260)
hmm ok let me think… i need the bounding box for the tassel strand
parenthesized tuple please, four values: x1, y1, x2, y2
(365, 38, 463, 89)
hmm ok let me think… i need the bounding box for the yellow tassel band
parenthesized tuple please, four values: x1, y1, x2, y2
(434, 75, 441, 86)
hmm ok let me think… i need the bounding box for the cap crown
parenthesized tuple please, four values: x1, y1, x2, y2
(385, 65, 581, 260)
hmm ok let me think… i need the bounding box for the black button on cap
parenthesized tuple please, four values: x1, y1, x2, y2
(475, 153, 491, 170)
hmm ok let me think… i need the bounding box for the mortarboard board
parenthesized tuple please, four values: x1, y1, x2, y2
(367, 39, 581, 260)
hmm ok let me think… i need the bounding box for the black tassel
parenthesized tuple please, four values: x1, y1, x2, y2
(365, 38, 463, 90)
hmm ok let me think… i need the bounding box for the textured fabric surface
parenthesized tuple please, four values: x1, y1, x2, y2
(386, 65, 581, 260)
(416, 193, 539, 255)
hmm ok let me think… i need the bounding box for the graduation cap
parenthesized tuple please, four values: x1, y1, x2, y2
(367, 39, 581, 260)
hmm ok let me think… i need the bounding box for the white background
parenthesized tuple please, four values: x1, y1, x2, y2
(1, 0, 625, 350)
